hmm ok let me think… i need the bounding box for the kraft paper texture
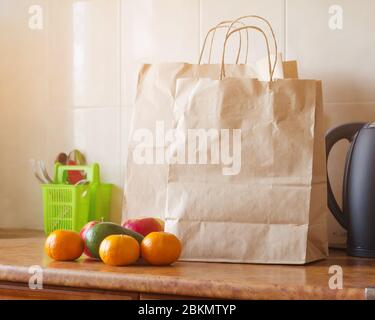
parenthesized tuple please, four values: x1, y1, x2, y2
(165, 78, 328, 264)
(123, 57, 326, 264)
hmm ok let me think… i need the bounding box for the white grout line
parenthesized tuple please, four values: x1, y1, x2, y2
(284, 0, 288, 60)
(199, 0, 202, 61)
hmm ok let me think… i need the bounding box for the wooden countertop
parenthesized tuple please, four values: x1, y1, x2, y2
(0, 229, 374, 300)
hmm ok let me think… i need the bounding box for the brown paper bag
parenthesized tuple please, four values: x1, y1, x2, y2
(124, 19, 293, 222)
(164, 26, 328, 264)
(124, 20, 266, 220)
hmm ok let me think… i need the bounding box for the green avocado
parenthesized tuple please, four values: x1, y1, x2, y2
(85, 222, 144, 259)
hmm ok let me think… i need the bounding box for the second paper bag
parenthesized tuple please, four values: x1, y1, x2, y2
(124, 17, 291, 222)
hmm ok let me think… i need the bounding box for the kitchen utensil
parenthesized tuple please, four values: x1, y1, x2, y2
(326, 122, 375, 258)
(39, 160, 53, 184)
(30, 159, 49, 184)
(55, 152, 68, 165)
(42, 163, 111, 234)
(68, 149, 86, 165)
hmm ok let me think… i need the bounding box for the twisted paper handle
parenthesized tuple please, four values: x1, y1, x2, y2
(199, 20, 249, 65)
(224, 15, 278, 80)
(221, 26, 272, 81)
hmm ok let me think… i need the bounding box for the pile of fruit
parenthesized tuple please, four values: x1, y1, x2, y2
(44, 218, 182, 266)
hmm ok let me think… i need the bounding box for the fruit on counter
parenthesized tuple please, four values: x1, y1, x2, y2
(79, 221, 100, 258)
(45, 230, 84, 261)
(154, 218, 165, 230)
(122, 217, 164, 237)
(141, 232, 182, 266)
(85, 222, 144, 259)
(99, 235, 140, 266)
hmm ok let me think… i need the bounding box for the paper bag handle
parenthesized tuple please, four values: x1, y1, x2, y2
(207, 21, 249, 65)
(221, 26, 272, 80)
(225, 15, 278, 79)
(199, 21, 249, 65)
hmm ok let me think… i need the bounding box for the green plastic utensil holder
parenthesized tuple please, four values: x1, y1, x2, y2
(42, 163, 112, 235)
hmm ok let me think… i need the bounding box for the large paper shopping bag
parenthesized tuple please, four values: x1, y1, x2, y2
(124, 19, 268, 220)
(124, 17, 292, 223)
(164, 25, 328, 264)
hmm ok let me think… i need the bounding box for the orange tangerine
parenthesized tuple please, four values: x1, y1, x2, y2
(45, 230, 84, 261)
(99, 235, 140, 266)
(141, 232, 181, 266)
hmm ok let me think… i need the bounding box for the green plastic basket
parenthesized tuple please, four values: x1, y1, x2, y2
(42, 163, 112, 235)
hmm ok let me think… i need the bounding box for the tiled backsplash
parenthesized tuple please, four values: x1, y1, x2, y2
(1, 1, 375, 240)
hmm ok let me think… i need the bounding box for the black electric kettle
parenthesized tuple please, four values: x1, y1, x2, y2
(326, 122, 375, 258)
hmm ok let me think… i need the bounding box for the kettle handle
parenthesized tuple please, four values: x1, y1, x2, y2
(326, 123, 366, 229)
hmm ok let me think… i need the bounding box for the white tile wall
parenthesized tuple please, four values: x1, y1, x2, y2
(121, 0, 201, 106)
(0, 0, 48, 229)
(287, 0, 375, 103)
(71, 0, 120, 108)
(1, 0, 375, 237)
(47, 0, 74, 109)
(73, 107, 122, 186)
